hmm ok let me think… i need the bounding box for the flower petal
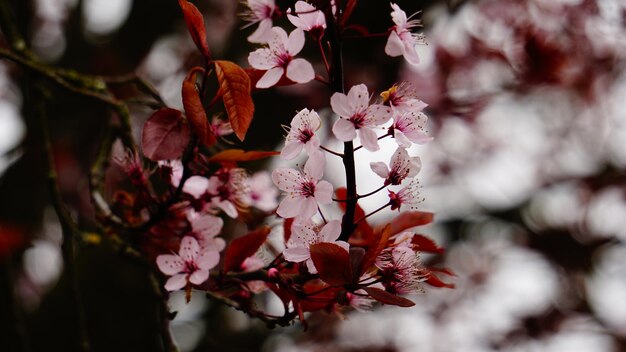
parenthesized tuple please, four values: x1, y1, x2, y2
(272, 168, 302, 192)
(299, 197, 319, 219)
(403, 40, 420, 65)
(286, 58, 314, 84)
(287, 28, 306, 55)
(314, 180, 333, 205)
(358, 128, 380, 152)
(276, 195, 304, 218)
(283, 247, 311, 263)
(183, 176, 209, 198)
(281, 141, 304, 160)
(332, 118, 357, 141)
(370, 161, 390, 179)
(330, 92, 353, 118)
(179, 236, 201, 262)
(248, 18, 274, 43)
(256, 66, 284, 88)
(366, 104, 393, 126)
(320, 219, 341, 242)
(164, 274, 187, 291)
(347, 84, 370, 113)
(189, 269, 209, 285)
(248, 48, 275, 69)
(385, 30, 404, 58)
(156, 254, 184, 275)
(197, 250, 220, 270)
(304, 149, 325, 181)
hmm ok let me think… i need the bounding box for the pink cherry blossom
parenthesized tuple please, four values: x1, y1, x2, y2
(243, 0, 277, 43)
(241, 256, 268, 293)
(391, 110, 433, 148)
(385, 3, 426, 66)
(281, 108, 321, 160)
(248, 27, 315, 88)
(370, 147, 421, 186)
(376, 245, 425, 295)
(388, 178, 422, 211)
(210, 115, 233, 137)
(242, 171, 278, 212)
(346, 289, 375, 312)
(381, 83, 428, 112)
(272, 151, 332, 219)
(331, 84, 393, 152)
(156, 236, 220, 291)
(287, 1, 326, 37)
(283, 219, 348, 273)
(186, 210, 225, 252)
(205, 168, 248, 218)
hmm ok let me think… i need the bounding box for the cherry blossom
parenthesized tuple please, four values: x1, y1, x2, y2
(346, 289, 376, 312)
(186, 210, 225, 252)
(272, 151, 332, 219)
(242, 171, 278, 212)
(240, 256, 268, 293)
(243, 0, 277, 43)
(385, 3, 426, 66)
(210, 115, 233, 137)
(281, 108, 321, 160)
(388, 178, 422, 211)
(376, 245, 425, 294)
(370, 147, 422, 186)
(156, 236, 220, 291)
(380, 83, 428, 112)
(391, 110, 433, 148)
(287, 1, 326, 38)
(205, 168, 248, 218)
(331, 84, 393, 151)
(248, 27, 315, 88)
(283, 219, 348, 273)
(114, 149, 148, 186)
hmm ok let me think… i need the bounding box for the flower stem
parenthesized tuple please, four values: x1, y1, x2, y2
(354, 202, 391, 225)
(353, 132, 392, 152)
(358, 184, 387, 199)
(320, 145, 344, 157)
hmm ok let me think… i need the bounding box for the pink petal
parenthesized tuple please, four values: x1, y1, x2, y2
(370, 161, 390, 179)
(189, 212, 223, 237)
(283, 247, 311, 262)
(336, 240, 350, 252)
(256, 66, 284, 88)
(281, 141, 304, 160)
(407, 156, 422, 178)
(332, 118, 357, 141)
(287, 13, 308, 31)
(183, 176, 209, 198)
(390, 3, 407, 27)
(203, 237, 226, 252)
(156, 254, 184, 275)
(366, 104, 393, 126)
(347, 84, 370, 112)
(314, 180, 333, 205)
(196, 250, 220, 270)
(320, 220, 341, 242)
(164, 274, 187, 291)
(406, 130, 433, 145)
(272, 168, 302, 192)
(303, 136, 320, 156)
(358, 128, 380, 152)
(304, 150, 325, 181)
(189, 269, 209, 285)
(305, 258, 318, 274)
(394, 130, 412, 148)
(179, 236, 201, 262)
(299, 197, 319, 219)
(248, 48, 275, 70)
(248, 18, 274, 43)
(286, 58, 314, 84)
(403, 40, 420, 65)
(385, 30, 404, 58)
(213, 199, 238, 218)
(330, 92, 353, 118)
(287, 28, 305, 55)
(276, 195, 304, 218)
(270, 26, 289, 48)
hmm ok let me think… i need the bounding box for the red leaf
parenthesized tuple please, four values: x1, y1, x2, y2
(208, 149, 279, 163)
(390, 211, 434, 235)
(411, 234, 444, 254)
(362, 287, 415, 307)
(283, 217, 295, 244)
(141, 108, 190, 161)
(215, 60, 255, 141)
(178, 0, 210, 60)
(424, 270, 455, 289)
(223, 227, 270, 272)
(310, 243, 352, 286)
(182, 66, 216, 147)
(0, 223, 25, 258)
(361, 224, 392, 273)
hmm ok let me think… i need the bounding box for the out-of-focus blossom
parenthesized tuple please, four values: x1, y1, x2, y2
(205, 168, 248, 218)
(370, 147, 421, 186)
(331, 84, 393, 151)
(243, 0, 277, 43)
(241, 256, 268, 293)
(156, 236, 220, 291)
(287, 1, 326, 38)
(346, 289, 376, 312)
(385, 3, 425, 65)
(248, 27, 314, 88)
(283, 219, 348, 273)
(186, 210, 225, 252)
(242, 171, 278, 212)
(380, 83, 429, 112)
(281, 108, 321, 160)
(272, 151, 333, 219)
(210, 115, 233, 137)
(376, 245, 425, 294)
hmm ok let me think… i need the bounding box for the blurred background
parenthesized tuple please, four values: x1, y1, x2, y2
(1, 0, 626, 351)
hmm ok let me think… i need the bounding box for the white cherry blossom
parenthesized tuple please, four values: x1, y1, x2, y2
(248, 27, 315, 88)
(331, 84, 393, 151)
(385, 3, 426, 66)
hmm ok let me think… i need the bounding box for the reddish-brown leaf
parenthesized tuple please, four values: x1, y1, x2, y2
(178, 0, 210, 60)
(208, 149, 279, 163)
(310, 243, 352, 286)
(411, 234, 444, 254)
(223, 226, 270, 272)
(0, 223, 25, 258)
(182, 66, 216, 147)
(141, 108, 190, 161)
(423, 269, 455, 289)
(361, 224, 392, 273)
(362, 287, 415, 307)
(283, 217, 295, 244)
(215, 60, 255, 141)
(390, 211, 434, 236)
